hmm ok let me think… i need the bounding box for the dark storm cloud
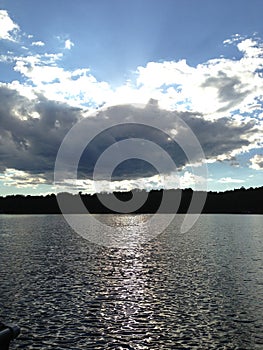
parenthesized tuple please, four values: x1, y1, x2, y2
(0, 85, 80, 181)
(182, 113, 255, 158)
(0, 86, 259, 182)
(201, 71, 252, 113)
(57, 101, 258, 180)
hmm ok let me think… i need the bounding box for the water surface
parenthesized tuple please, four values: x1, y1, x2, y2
(0, 214, 262, 349)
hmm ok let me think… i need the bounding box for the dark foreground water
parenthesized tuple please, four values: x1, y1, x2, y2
(0, 214, 262, 350)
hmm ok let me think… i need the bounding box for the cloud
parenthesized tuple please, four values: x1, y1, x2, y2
(0, 10, 20, 41)
(0, 168, 46, 188)
(0, 22, 263, 192)
(75, 103, 259, 180)
(177, 171, 206, 188)
(0, 85, 259, 191)
(31, 41, 45, 47)
(11, 53, 112, 107)
(4, 33, 263, 119)
(218, 177, 245, 184)
(64, 39, 74, 50)
(14, 56, 67, 84)
(0, 85, 81, 182)
(53, 171, 207, 194)
(237, 38, 263, 58)
(223, 34, 245, 45)
(250, 154, 263, 170)
(136, 37, 263, 117)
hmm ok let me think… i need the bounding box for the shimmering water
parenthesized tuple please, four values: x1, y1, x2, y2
(0, 214, 263, 350)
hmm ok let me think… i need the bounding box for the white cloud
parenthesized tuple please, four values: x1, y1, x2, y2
(64, 39, 74, 50)
(14, 59, 68, 84)
(0, 10, 20, 41)
(237, 38, 263, 58)
(1, 11, 263, 120)
(53, 175, 166, 194)
(178, 171, 207, 189)
(250, 154, 263, 170)
(6, 33, 263, 125)
(31, 41, 45, 47)
(136, 37, 263, 117)
(12, 53, 113, 107)
(54, 171, 207, 194)
(6, 80, 38, 100)
(0, 168, 46, 188)
(223, 34, 245, 45)
(218, 177, 245, 184)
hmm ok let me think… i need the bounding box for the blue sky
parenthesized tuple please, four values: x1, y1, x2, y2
(0, 0, 262, 195)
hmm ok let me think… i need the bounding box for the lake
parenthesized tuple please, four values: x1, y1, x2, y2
(0, 214, 262, 349)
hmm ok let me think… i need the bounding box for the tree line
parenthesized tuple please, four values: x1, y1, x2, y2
(0, 186, 262, 214)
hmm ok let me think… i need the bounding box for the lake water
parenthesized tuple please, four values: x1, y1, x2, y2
(0, 214, 262, 349)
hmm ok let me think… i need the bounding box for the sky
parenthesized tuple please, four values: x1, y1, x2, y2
(0, 0, 262, 195)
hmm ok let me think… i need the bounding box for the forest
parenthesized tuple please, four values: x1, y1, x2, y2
(0, 186, 262, 214)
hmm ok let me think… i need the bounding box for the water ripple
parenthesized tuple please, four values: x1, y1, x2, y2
(0, 214, 262, 349)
